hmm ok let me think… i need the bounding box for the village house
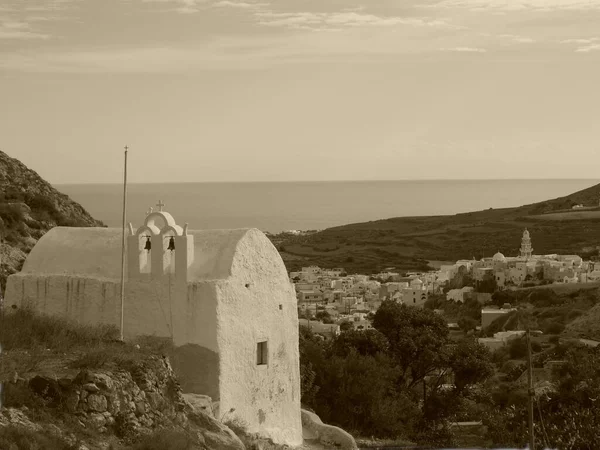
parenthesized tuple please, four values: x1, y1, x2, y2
(481, 307, 516, 328)
(4, 206, 303, 446)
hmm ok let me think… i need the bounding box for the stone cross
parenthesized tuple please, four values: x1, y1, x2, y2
(156, 200, 165, 212)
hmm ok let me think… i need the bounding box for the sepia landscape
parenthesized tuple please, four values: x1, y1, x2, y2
(2, 0, 600, 449)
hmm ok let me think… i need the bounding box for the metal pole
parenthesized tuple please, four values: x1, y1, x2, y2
(526, 328, 535, 450)
(119, 146, 128, 341)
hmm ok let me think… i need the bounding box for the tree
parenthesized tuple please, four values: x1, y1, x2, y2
(330, 329, 389, 358)
(373, 301, 450, 388)
(312, 349, 420, 438)
(449, 339, 494, 393)
(508, 337, 528, 359)
(339, 320, 353, 332)
(315, 310, 334, 324)
(457, 316, 478, 334)
(298, 325, 326, 405)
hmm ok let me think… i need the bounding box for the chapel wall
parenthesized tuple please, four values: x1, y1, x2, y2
(215, 230, 302, 446)
(6, 273, 222, 403)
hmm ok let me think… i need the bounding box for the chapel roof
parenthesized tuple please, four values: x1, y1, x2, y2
(18, 226, 286, 282)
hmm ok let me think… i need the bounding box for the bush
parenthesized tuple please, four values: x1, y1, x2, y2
(129, 429, 200, 450)
(0, 203, 25, 227)
(0, 425, 77, 450)
(508, 338, 528, 359)
(544, 322, 565, 335)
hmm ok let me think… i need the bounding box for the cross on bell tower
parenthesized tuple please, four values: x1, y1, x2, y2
(156, 200, 165, 212)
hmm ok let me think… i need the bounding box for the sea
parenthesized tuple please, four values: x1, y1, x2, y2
(54, 179, 598, 234)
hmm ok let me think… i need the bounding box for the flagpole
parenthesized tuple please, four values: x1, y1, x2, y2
(119, 145, 128, 342)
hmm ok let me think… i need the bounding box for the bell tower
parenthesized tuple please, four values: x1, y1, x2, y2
(520, 228, 533, 259)
(127, 201, 194, 282)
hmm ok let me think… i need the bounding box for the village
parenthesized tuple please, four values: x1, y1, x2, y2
(293, 228, 600, 349)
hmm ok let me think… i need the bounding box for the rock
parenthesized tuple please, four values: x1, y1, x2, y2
(83, 383, 100, 393)
(182, 393, 214, 418)
(188, 410, 245, 450)
(0, 408, 42, 432)
(146, 392, 165, 410)
(87, 394, 108, 412)
(90, 373, 114, 391)
(135, 401, 146, 416)
(58, 376, 75, 388)
(65, 393, 80, 413)
(89, 412, 107, 429)
(301, 409, 358, 450)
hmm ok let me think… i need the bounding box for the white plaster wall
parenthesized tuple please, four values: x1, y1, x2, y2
(216, 229, 303, 446)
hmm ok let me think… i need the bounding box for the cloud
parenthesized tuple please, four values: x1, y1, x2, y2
(575, 43, 600, 52)
(254, 11, 455, 31)
(428, 0, 600, 10)
(561, 37, 599, 44)
(212, 1, 266, 9)
(440, 46, 487, 52)
(0, 19, 50, 39)
(0, 28, 459, 73)
(499, 34, 535, 43)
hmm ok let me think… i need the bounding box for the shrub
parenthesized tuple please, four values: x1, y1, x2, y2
(544, 322, 565, 335)
(0, 203, 25, 226)
(0, 425, 76, 450)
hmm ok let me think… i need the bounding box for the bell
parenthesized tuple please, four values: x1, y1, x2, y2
(168, 236, 175, 252)
(144, 237, 152, 252)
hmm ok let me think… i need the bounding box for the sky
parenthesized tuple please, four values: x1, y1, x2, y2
(0, 0, 599, 184)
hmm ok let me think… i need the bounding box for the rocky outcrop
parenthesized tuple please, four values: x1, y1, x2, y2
(301, 409, 358, 450)
(0, 150, 104, 291)
(0, 356, 245, 450)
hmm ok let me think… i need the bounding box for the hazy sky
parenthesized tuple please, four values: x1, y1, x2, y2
(1, 0, 599, 183)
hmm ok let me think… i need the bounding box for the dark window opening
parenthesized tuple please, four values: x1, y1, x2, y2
(257, 341, 268, 366)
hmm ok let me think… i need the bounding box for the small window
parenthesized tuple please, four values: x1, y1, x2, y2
(279, 304, 283, 310)
(257, 341, 268, 366)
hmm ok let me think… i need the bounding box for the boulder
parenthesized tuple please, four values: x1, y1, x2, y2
(301, 409, 358, 450)
(187, 410, 245, 450)
(182, 393, 214, 417)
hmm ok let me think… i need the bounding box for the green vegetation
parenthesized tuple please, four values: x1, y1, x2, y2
(300, 286, 600, 447)
(273, 182, 600, 274)
(299, 301, 495, 446)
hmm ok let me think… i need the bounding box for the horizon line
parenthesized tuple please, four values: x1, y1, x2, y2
(53, 178, 600, 186)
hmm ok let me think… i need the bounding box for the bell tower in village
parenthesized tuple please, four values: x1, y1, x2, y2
(520, 228, 533, 259)
(127, 200, 194, 283)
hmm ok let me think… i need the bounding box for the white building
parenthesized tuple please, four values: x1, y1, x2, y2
(5, 207, 302, 446)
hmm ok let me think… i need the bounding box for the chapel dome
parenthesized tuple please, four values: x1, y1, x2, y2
(493, 252, 506, 262)
(411, 278, 423, 285)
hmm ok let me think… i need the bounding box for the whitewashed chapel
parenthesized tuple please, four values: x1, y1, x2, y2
(5, 203, 303, 446)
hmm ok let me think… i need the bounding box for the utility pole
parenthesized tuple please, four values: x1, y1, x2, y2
(526, 328, 535, 450)
(119, 145, 128, 342)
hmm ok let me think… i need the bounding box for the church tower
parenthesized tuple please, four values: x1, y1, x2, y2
(127, 200, 194, 283)
(520, 228, 533, 259)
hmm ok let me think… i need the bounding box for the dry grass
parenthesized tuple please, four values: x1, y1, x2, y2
(0, 308, 174, 378)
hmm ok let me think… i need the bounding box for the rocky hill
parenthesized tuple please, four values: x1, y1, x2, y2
(0, 150, 104, 291)
(0, 309, 292, 450)
(276, 181, 600, 274)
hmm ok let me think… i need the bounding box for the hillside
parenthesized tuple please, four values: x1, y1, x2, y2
(0, 150, 104, 291)
(0, 309, 290, 450)
(275, 180, 600, 274)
